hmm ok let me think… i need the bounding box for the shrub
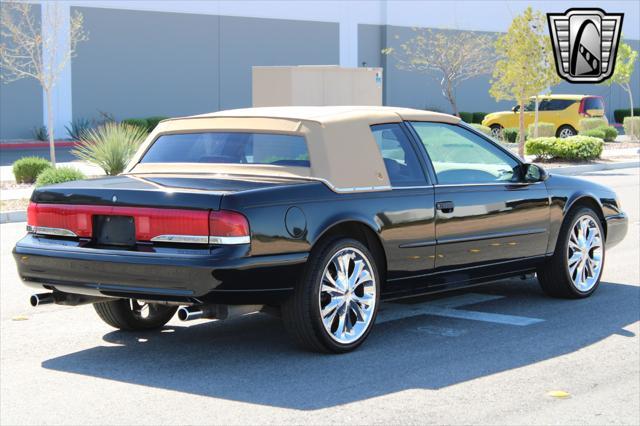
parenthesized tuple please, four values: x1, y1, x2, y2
(122, 118, 149, 130)
(599, 126, 618, 141)
(470, 123, 492, 136)
(613, 108, 640, 123)
(35, 167, 86, 188)
(459, 112, 473, 123)
(121, 116, 169, 132)
(526, 136, 603, 161)
(525, 137, 557, 160)
(12, 157, 52, 184)
(527, 122, 555, 138)
(72, 122, 148, 175)
(65, 118, 93, 140)
(553, 136, 604, 160)
(32, 126, 48, 141)
(623, 116, 640, 139)
(580, 128, 606, 140)
(579, 117, 608, 132)
(472, 112, 487, 123)
(502, 127, 520, 143)
(145, 116, 168, 131)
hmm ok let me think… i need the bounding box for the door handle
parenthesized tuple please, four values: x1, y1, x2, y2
(436, 201, 455, 213)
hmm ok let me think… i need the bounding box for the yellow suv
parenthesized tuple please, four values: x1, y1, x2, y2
(482, 94, 606, 138)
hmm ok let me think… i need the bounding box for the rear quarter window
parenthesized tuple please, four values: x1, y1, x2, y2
(583, 97, 605, 111)
(140, 132, 310, 167)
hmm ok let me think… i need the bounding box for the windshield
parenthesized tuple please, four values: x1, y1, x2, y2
(140, 132, 310, 167)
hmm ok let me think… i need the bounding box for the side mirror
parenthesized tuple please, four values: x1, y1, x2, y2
(522, 163, 548, 182)
(512, 105, 519, 113)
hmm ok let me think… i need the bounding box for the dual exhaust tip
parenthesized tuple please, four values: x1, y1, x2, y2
(177, 306, 207, 321)
(30, 293, 54, 307)
(30, 293, 262, 322)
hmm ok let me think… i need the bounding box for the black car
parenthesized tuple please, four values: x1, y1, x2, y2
(14, 106, 628, 353)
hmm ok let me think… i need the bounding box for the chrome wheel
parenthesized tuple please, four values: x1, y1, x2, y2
(559, 127, 575, 138)
(567, 215, 603, 292)
(318, 247, 377, 344)
(490, 126, 502, 138)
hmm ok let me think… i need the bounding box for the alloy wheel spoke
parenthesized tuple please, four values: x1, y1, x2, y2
(569, 254, 582, 276)
(350, 300, 367, 322)
(568, 251, 582, 267)
(349, 260, 365, 290)
(353, 292, 374, 308)
(322, 301, 341, 330)
(335, 306, 348, 338)
(321, 297, 342, 319)
(338, 253, 351, 277)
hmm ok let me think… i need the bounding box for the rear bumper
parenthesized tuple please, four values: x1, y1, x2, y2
(13, 234, 306, 304)
(605, 212, 628, 248)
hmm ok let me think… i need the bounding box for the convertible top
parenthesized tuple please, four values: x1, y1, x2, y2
(127, 106, 460, 192)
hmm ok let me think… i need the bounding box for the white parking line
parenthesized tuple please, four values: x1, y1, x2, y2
(376, 292, 544, 326)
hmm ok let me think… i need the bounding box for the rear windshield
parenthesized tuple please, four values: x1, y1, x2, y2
(583, 97, 604, 111)
(140, 132, 310, 167)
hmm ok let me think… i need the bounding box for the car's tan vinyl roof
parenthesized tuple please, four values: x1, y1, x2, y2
(127, 106, 460, 192)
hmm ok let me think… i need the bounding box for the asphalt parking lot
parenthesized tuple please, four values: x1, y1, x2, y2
(1, 168, 638, 425)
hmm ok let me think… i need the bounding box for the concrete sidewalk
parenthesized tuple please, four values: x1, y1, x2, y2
(0, 187, 33, 201)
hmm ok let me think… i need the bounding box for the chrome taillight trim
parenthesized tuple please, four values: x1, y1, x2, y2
(209, 235, 251, 245)
(150, 234, 250, 245)
(27, 225, 78, 238)
(150, 235, 210, 244)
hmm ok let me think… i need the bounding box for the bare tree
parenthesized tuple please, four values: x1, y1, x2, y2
(383, 28, 495, 115)
(1, 1, 87, 166)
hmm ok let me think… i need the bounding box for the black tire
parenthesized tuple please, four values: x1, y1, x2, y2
(537, 207, 605, 298)
(490, 124, 503, 138)
(556, 125, 577, 138)
(282, 238, 381, 353)
(93, 299, 177, 331)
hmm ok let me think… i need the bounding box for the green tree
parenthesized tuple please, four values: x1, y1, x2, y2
(383, 29, 495, 116)
(532, 37, 561, 138)
(490, 7, 554, 157)
(0, 2, 87, 166)
(602, 39, 638, 138)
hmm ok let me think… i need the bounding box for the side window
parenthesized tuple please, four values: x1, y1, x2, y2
(410, 122, 520, 185)
(538, 100, 551, 111)
(546, 99, 575, 111)
(370, 124, 427, 187)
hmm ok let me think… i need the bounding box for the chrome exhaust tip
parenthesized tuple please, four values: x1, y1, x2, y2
(30, 293, 54, 307)
(177, 306, 204, 321)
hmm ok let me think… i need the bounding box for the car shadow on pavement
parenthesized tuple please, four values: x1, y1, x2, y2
(42, 279, 639, 410)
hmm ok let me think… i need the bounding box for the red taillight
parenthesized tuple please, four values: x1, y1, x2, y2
(578, 99, 586, 116)
(27, 202, 250, 245)
(209, 210, 250, 244)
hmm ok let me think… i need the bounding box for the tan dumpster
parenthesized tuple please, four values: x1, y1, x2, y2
(252, 65, 383, 107)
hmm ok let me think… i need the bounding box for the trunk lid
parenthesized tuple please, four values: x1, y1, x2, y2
(31, 174, 307, 210)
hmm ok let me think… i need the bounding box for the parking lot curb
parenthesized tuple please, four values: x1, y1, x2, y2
(548, 160, 639, 176)
(0, 210, 27, 224)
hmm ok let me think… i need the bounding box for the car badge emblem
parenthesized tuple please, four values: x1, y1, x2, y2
(112, 195, 117, 203)
(547, 8, 623, 83)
